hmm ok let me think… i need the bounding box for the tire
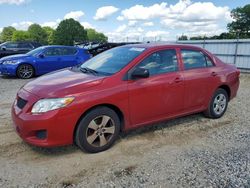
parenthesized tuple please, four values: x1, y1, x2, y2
(204, 88, 229, 119)
(16, 64, 34, 79)
(75, 106, 120, 153)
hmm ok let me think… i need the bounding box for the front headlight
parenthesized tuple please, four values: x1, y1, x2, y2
(3, 60, 18, 65)
(31, 97, 75, 114)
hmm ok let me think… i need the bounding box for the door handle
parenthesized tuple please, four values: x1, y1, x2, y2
(211, 72, 217, 76)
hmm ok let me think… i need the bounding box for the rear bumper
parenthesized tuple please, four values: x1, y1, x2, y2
(229, 73, 240, 100)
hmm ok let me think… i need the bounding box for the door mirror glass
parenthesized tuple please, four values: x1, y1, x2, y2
(131, 68, 149, 79)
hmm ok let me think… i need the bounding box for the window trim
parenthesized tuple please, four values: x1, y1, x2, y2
(43, 47, 78, 57)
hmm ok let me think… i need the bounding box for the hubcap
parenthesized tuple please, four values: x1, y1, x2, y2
(86, 115, 115, 147)
(18, 65, 33, 78)
(213, 93, 227, 115)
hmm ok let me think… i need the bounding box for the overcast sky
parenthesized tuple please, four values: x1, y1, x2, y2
(0, 0, 249, 41)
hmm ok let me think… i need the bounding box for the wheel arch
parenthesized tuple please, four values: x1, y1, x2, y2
(73, 103, 125, 143)
(218, 84, 231, 100)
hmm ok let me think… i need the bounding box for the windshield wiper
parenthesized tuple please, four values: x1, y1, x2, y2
(80, 67, 98, 75)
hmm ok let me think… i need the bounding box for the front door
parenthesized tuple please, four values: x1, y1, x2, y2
(128, 49, 184, 126)
(36, 47, 63, 74)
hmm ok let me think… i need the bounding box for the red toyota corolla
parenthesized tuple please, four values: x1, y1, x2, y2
(12, 44, 240, 153)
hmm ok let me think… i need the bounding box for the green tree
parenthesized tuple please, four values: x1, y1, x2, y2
(178, 34, 188, 41)
(86, 28, 108, 42)
(227, 4, 250, 38)
(0, 26, 16, 41)
(189, 36, 205, 40)
(12, 30, 30, 41)
(43, 26, 55, 45)
(53, 19, 87, 45)
(28, 24, 48, 44)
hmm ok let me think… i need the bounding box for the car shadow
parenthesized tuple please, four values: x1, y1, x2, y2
(0, 75, 37, 80)
(27, 144, 79, 156)
(0, 75, 18, 79)
(120, 113, 205, 139)
(25, 113, 205, 156)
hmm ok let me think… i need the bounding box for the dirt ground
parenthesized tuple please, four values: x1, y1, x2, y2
(0, 74, 249, 188)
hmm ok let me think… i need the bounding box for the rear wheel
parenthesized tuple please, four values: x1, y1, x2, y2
(75, 107, 120, 153)
(17, 64, 34, 79)
(204, 88, 228, 119)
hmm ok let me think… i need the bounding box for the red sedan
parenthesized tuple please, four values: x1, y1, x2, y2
(12, 44, 240, 153)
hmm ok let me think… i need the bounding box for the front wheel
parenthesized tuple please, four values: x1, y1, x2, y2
(17, 64, 34, 79)
(204, 88, 229, 119)
(75, 107, 120, 153)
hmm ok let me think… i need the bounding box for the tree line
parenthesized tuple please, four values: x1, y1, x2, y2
(179, 4, 250, 40)
(0, 18, 108, 45)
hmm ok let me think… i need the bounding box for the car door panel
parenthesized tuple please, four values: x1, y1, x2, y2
(35, 47, 63, 74)
(180, 49, 221, 111)
(128, 49, 184, 126)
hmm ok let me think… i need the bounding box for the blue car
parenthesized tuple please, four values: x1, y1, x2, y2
(0, 45, 91, 79)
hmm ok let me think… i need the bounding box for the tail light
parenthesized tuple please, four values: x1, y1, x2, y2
(236, 69, 240, 77)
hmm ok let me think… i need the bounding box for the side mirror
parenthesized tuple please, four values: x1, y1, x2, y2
(1, 46, 6, 51)
(38, 53, 45, 58)
(131, 67, 149, 79)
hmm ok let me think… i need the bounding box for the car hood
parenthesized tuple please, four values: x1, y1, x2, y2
(0, 54, 30, 61)
(23, 69, 105, 98)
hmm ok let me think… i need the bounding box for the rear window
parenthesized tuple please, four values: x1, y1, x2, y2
(181, 50, 214, 70)
(18, 43, 32, 48)
(61, 47, 77, 55)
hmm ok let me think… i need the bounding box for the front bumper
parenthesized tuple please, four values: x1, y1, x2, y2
(11, 89, 80, 147)
(0, 63, 18, 76)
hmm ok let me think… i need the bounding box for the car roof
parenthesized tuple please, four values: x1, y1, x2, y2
(122, 43, 204, 50)
(42, 45, 77, 48)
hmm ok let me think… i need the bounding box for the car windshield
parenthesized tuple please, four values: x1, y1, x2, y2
(26, 46, 46, 56)
(80, 46, 146, 75)
(0, 42, 8, 47)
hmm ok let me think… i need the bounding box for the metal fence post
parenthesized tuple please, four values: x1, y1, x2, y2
(233, 33, 239, 65)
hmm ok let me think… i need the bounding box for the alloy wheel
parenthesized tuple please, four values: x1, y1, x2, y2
(18, 65, 34, 79)
(213, 93, 227, 115)
(86, 115, 115, 147)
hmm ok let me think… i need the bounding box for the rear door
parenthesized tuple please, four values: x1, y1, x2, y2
(180, 48, 220, 111)
(128, 48, 184, 126)
(60, 47, 79, 67)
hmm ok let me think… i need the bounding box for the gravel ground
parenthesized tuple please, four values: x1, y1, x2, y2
(0, 74, 249, 188)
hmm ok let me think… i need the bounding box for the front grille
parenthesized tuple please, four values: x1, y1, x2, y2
(17, 97, 27, 109)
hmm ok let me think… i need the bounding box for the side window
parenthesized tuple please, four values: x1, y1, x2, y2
(44, 48, 62, 56)
(61, 48, 77, 55)
(137, 49, 178, 76)
(181, 50, 214, 70)
(18, 43, 32, 49)
(5, 42, 18, 49)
